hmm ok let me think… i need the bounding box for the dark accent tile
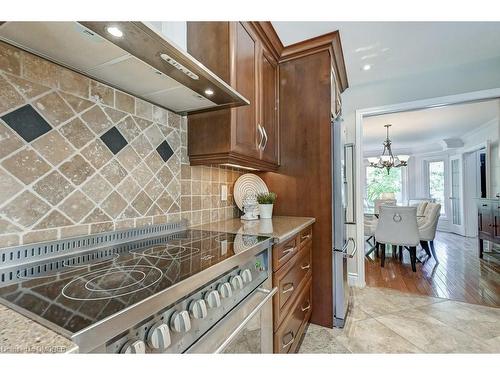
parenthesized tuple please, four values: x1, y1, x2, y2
(156, 140, 174, 162)
(100, 126, 128, 155)
(1, 104, 52, 142)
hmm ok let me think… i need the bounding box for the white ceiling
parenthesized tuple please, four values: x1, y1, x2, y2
(362, 99, 499, 154)
(271, 22, 500, 87)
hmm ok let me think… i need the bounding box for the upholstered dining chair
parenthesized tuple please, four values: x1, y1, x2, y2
(414, 201, 428, 217)
(374, 199, 397, 214)
(364, 216, 378, 256)
(418, 203, 441, 263)
(380, 192, 396, 200)
(408, 198, 436, 206)
(375, 206, 420, 272)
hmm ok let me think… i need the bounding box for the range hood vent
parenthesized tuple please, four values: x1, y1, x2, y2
(0, 22, 249, 114)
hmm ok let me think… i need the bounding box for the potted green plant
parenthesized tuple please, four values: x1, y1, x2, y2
(256, 192, 277, 219)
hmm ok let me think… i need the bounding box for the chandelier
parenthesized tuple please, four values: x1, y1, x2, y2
(368, 124, 409, 174)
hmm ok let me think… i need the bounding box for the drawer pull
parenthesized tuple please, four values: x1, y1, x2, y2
(301, 263, 310, 270)
(282, 332, 295, 349)
(282, 283, 294, 294)
(301, 234, 311, 241)
(301, 302, 311, 312)
(282, 246, 295, 255)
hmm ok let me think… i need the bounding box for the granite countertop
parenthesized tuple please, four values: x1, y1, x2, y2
(0, 304, 77, 354)
(191, 216, 315, 243)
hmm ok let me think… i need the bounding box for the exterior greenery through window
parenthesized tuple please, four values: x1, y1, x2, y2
(428, 161, 445, 214)
(366, 167, 403, 207)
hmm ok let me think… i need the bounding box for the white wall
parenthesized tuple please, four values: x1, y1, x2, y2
(345, 56, 500, 283)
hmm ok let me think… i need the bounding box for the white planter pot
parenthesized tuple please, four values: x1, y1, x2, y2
(259, 204, 274, 219)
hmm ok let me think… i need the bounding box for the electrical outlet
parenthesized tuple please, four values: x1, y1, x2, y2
(221, 184, 228, 201)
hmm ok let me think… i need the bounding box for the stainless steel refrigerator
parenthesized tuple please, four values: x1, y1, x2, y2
(331, 116, 356, 328)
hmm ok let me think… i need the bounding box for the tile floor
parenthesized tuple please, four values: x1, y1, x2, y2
(298, 287, 500, 353)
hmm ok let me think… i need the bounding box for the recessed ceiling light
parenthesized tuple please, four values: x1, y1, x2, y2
(204, 88, 214, 96)
(362, 64, 372, 71)
(106, 26, 123, 38)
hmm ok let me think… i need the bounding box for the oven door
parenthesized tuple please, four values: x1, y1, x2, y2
(187, 279, 277, 354)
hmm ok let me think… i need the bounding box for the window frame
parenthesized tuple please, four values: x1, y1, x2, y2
(363, 158, 409, 206)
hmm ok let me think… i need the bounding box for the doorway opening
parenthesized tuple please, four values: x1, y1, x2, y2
(355, 89, 500, 307)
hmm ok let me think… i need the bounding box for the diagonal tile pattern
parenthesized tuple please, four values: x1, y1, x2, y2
(0, 41, 242, 247)
(1, 104, 52, 142)
(100, 127, 128, 155)
(299, 287, 500, 354)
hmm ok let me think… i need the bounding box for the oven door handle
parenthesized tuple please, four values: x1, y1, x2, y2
(214, 286, 278, 354)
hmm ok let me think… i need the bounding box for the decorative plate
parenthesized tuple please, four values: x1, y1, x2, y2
(233, 173, 269, 211)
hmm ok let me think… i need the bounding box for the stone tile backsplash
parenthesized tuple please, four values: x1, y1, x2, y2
(0, 41, 241, 247)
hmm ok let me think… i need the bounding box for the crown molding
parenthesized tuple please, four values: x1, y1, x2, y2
(252, 22, 349, 93)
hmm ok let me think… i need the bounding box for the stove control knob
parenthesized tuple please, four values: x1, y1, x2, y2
(189, 299, 208, 319)
(205, 290, 221, 309)
(230, 275, 244, 290)
(120, 339, 146, 354)
(147, 322, 171, 351)
(170, 310, 191, 333)
(240, 269, 253, 284)
(218, 282, 233, 299)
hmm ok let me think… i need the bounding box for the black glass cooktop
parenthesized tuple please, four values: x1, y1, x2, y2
(0, 230, 269, 335)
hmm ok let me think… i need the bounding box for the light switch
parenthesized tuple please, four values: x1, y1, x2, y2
(221, 184, 228, 201)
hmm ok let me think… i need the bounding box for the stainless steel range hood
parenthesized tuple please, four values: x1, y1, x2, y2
(0, 22, 249, 114)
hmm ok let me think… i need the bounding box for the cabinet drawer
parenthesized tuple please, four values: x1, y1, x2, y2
(299, 226, 312, 247)
(274, 278, 312, 353)
(273, 241, 312, 327)
(272, 235, 299, 271)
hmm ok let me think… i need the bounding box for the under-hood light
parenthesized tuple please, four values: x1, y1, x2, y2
(106, 26, 123, 38)
(160, 53, 199, 80)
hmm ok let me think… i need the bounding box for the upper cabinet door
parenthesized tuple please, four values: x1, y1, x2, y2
(260, 48, 279, 164)
(231, 22, 260, 158)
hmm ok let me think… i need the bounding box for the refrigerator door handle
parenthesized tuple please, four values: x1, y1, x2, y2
(334, 237, 356, 258)
(343, 237, 357, 259)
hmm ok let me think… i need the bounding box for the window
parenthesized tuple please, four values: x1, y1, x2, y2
(428, 161, 445, 214)
(365, 166, 403, 208)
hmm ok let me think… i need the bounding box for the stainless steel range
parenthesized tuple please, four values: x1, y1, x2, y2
(0, 222, 275, 353)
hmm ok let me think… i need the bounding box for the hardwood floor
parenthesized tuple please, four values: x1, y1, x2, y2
(365, 231, 500, 307)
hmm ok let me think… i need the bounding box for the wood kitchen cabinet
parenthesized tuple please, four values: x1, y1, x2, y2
(261, 31, 348, 328)
(187, 22, 280, 171)
(272, 225, 313, 353)
(477, 198, 500, 258)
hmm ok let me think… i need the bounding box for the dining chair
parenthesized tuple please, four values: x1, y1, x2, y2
(374, 199, 397, 214)
(364, 216, 378, 256)
(408, 198, 435, 204)
(412, 201, 428, 217)
(380, 192, 396, 200)
(418, 203, 441, 263)
(375, 206, 420, 272)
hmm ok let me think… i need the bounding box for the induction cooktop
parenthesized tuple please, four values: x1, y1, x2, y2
(0, 229, 270, 337)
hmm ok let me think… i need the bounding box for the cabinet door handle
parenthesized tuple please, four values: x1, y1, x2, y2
(282, 332, 295, 349)
(301, 302, 311, 312)
(282, 246, 295, 255)
(301, 263, 311, 270)
(282, 283, 294, 294)
(262, 125, 268, 150)
(301, 234, 311, 241)
(257, 124, 264, 149)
